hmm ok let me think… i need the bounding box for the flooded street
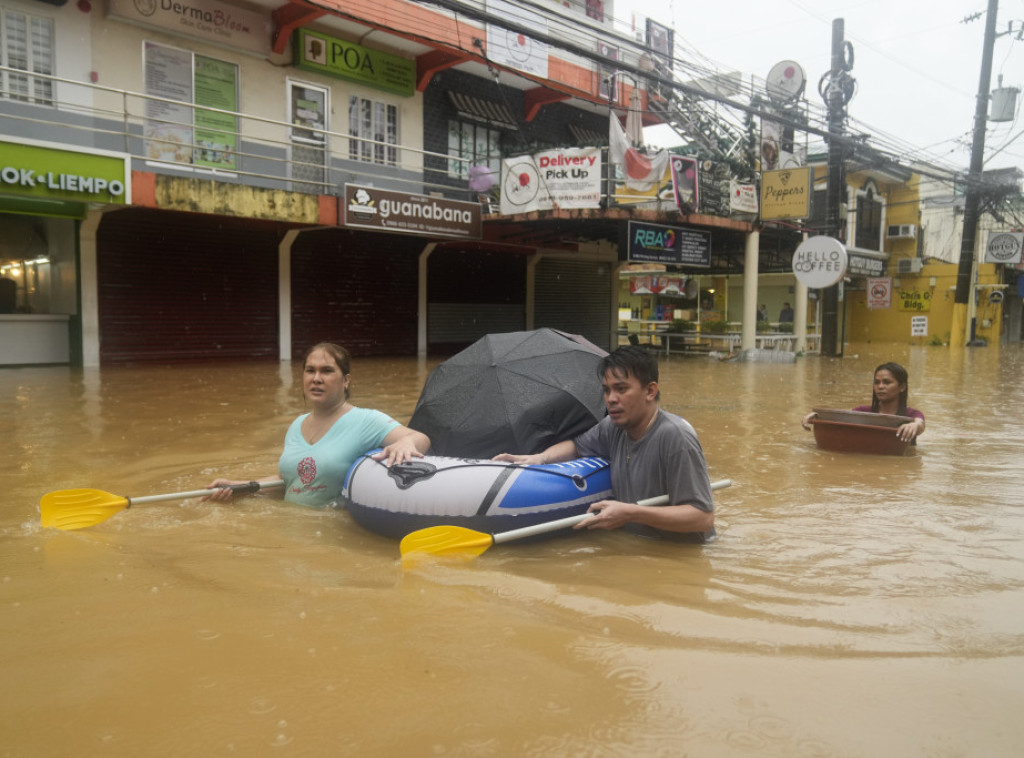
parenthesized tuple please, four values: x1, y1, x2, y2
(3, 344, 1023, 757)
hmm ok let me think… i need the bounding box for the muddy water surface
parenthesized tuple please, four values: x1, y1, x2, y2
(2, 344, 1023, 757)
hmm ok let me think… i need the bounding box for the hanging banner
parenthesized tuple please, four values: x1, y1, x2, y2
(500, 148, 601, 214)
(669, 155, 699, 213)
(486, 0, 548, 78)
(730, 180, 758, 214)
(629, 275, 685, 295)
(866, 277, 892, 309)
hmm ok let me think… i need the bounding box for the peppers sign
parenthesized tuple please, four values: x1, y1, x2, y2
(984, 232, 1023, 264)
(792, 236, 847, 288)
(0, 139, 131, 206)
(760, 166, 811, 220)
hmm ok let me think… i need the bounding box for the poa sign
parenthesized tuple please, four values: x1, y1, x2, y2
(792, 236, 847, 288)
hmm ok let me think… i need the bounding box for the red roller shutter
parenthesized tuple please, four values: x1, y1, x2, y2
(97, 209, 281, 364)
(290, 229, 421, 358)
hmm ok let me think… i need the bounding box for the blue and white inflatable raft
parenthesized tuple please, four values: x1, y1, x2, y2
(343, 452, 612, 540)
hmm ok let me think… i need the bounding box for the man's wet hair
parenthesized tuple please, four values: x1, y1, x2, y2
(599, 346, 660, 399)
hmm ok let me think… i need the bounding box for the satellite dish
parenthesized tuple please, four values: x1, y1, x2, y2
(766, 60, 806, 102)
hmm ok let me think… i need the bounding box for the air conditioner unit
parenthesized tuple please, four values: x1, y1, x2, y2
(896, 258, 923, 275)
(887, 223, 917, 239)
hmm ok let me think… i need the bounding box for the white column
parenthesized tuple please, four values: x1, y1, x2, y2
(278, 229, 300, 362)
(741, 229, 760, 352)
(78, 210, 103, 368)
(795, 279, 809, 353)
(417, 243, 436, 357)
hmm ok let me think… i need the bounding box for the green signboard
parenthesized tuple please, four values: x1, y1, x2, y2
(0, 140, 130, 212)
(193, 55, 239, 170)
(294, 28, 415, 97)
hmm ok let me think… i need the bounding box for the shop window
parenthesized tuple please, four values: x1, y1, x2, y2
(447, 119, 503, 181)
(142, 42, 239, 170)
(1, 8, 54, 105)
(349, 96, 399, 166)
(852, 181, 884, 252)
(289, 81, 328, 191)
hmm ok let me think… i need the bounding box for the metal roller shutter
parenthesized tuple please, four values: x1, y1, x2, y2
(534, 259, 612, 351)
(290, 230, 421, 358)
(97, 209, 280, 364)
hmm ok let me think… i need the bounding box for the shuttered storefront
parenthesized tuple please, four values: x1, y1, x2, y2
(425, 247, 527, 353)
(534, 258, 612, 351)
(290, 229, 421, 359)
(96, 209, 281, 364)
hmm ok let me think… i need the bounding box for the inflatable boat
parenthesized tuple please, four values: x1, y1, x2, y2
(343, 452, 612, 539)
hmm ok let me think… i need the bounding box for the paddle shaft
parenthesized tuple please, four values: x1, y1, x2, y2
(128, 479, 284, 506)
(490, 478, 732, 546)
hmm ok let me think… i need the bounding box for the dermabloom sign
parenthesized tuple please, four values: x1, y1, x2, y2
(792, 236, 847, 288)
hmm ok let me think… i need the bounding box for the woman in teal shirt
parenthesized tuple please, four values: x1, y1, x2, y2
(206, 342, 430, 507)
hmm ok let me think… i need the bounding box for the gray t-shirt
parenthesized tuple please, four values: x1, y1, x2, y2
(574, 409, 714, 542)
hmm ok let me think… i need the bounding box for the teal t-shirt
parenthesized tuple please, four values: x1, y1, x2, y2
(279, 407, 399, 507)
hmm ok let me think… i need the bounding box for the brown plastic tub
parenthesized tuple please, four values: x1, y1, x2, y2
(809, 408, 914, 455)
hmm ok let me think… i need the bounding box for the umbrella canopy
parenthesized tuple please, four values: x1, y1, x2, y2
(409, 329, 608, 459)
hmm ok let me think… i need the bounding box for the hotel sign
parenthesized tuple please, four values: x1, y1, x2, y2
(984, 232, 1023, 264)
(295, 29, 415, 97)
(343, 185, 481, 239)
(0, 139, 131, 206)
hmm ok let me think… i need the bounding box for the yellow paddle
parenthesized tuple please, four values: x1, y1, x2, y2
(39, 480, 284, 531)
(400, 478, 732, 560)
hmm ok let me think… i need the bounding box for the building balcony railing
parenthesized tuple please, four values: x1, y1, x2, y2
(0, 66, 708, 216)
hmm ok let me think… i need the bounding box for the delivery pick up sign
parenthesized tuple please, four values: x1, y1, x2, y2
(792, 236, 848, 288)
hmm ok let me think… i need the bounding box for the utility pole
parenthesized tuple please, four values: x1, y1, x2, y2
(953, 0, 1000, 347)
(821, 19, 850, 357)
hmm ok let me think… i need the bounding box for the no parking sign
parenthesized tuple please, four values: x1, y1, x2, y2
(866, 277, 892, 309)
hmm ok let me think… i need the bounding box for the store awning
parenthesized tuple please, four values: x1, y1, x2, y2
(446, 91, 518, 130)
(567, 123, 605, 146)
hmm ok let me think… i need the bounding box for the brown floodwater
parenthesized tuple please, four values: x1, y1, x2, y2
(2, 344, 1023, 757)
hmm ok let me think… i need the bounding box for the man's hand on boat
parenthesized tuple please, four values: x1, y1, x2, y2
(493, 440, 578, 466)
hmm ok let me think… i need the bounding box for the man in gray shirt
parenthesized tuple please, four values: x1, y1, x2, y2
(495, 346, 714, 542)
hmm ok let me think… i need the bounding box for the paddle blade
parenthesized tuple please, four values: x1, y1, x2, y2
(39, 489, 131, 531)
(399, 525, 496, 561)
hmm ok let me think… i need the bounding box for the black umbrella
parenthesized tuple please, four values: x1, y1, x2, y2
(410, 328, 608, 459)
